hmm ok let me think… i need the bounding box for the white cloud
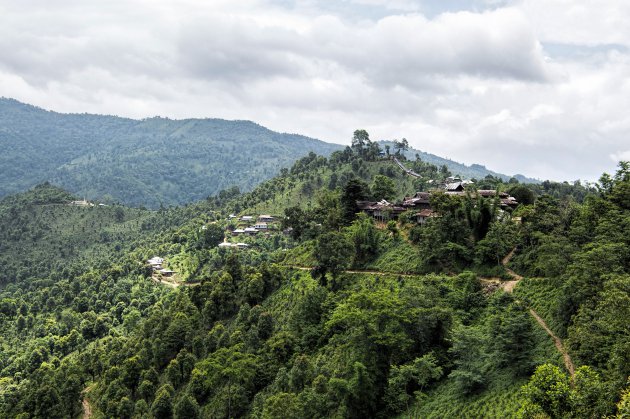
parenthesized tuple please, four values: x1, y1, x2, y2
(0, 0, 628, 181)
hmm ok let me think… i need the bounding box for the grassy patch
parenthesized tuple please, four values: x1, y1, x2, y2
(403, 370, 526, 419)
(367, 239, 423, 273)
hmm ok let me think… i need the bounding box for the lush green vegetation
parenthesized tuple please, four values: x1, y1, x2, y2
(0, 98, 341, 208)
(0, 130, 627, 418)
(1, 98, 546, 210)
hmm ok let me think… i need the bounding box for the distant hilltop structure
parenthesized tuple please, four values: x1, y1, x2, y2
(68, 198, 94, 207)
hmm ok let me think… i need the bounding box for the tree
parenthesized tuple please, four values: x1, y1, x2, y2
(348, 213, 381, 267)
(508, 184, 535, 206)
(519, 364, 571, 418)
(174, 393, 199, 419)
(283, 206, 307, 239)
(196, 223, 223, 249)
(371, 175, 397, 201)
(384, 353, 443, 413)
(474, 220, 517, 266)
(341, 178, 369, 224)
(314, 231, 353, 281)
(448, 325, 489, 393)
(262, 393, 304, 419)
(351, 129, 370, 155)
(151, 385, 174, 419)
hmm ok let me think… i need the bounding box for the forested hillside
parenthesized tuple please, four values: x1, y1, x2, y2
(0, 99, 544, 210)
(0, 134, 627, 418)
(0, 98, 340, 208)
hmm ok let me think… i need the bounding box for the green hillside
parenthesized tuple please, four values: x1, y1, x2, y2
(0, 143, 628, 418)
(0, 98, 341, 208)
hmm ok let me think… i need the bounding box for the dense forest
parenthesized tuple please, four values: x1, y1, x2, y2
(0, 131, 627, 418)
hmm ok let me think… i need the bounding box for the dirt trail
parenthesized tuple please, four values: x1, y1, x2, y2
(151, 276, 199, 288)
(529, 309, 575, 377)
(81, 386, 93, 419)
(286, 256, 576, 377)
(285, 265, 420, 277)
(501, 247, 523, 281)
(500, 248, 575, 378)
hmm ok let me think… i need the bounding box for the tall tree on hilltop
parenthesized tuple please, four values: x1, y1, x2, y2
(341, 178, 369, 224)
(351, 129, 370, 155)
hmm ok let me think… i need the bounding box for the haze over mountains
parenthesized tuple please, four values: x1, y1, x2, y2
(2, 98, 535, 208)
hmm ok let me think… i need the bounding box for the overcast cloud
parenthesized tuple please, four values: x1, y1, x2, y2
(1, 0, 629, 181)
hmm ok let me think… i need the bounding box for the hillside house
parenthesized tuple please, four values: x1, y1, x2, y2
(415, 209, 436, 225)
(232, 228, 245, 236)
(445, 189, 519, 209)
(240, 215, 254, 222)
(147, 257, 164, 270)
(254, 222, 268, 230)
(445, 182, 465, 192)
(402, 192, 431, 209)
(258, 215, 275, 222)
(356, 200, 406, 221)
(158, 269, 175, 278)
(244, 227, 258, 235)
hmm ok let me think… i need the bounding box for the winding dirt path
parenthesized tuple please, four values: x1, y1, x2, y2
(285, 252, 577, 377)
(285, 265, 420, 277)
(529, 309, 575, 377)
(500, 248, 575, 378)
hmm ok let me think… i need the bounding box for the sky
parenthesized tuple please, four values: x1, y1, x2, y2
(1, 0, 629, 181)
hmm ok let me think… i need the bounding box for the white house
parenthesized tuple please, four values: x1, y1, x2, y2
(253, 222, 268, 230)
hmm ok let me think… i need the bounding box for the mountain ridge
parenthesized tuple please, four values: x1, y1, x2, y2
(2, 98, 538, 209)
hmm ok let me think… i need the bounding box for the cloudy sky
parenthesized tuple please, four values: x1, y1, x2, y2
(1, 0, 629, 181)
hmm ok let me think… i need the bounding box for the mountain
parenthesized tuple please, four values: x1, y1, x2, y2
(0, 98, 342, 208)
(379, 141, 539, 183)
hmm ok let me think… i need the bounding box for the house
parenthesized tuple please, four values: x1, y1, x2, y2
(254, 222, 268, 230)
(158, 269, 176, 278)
(232, 228, 245, 236)
(236, 243, 249, 249)
(240, 215, 254, 222)
(415, 209, 436, 225)
(445, 182, 465, 192)
(402, 192, 431, 209)
(357, 200, 406, 221)
(258, 215, 275, 222)
(69, 199, 94, 207)
(147, 257, 164, 270)
(244, 227, 258, 235)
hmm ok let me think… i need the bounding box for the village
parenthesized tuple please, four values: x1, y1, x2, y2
(146, 170, 519, 286)
(357, 176, 519, 223)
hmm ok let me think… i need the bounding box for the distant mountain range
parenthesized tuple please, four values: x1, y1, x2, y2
(0, 98, 537, 208)
(0, 98, 340, 208)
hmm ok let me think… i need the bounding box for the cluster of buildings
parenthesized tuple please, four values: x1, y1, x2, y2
(357, 180, 519, 224)
(218, 214, 279, 249)
(229, 214, 275, 236)
(147, 256, 175, 278)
